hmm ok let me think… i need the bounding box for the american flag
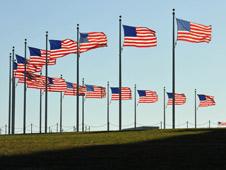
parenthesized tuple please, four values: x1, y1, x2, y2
(198, 94, 215, 107)
(49, 39, 77, 59)
(26, 74, 45, 89)
(218, 122, 226, 126)
(13, 62, 24, 79)
(176, 18, 212, 43)
(14, 71, 24, 79)
(64, 82, 86, 96)
(217, 122, 226, 126)
(16, 54, 40, 73)
(123, 25, 157, 48)
(111, 87, 132, 100)
(28, 47, 56, 67)
(137, 90, 158, 103)
(79, 32, 107, 53)
(64, 82, 76, 96)
(17, 73, 45, 89)
(47, 77, 67, 92)
(167, 93, 186, 105)
(85, 85, 106, 99)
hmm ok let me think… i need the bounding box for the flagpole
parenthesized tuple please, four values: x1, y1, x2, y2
(163, 86, 166, 129)
(45, 31, 48, 134)
(82, 78, 84, 132)
(60, 75, 63, 133)
(76, 24, 80, 132)
(11, 46, 15, 134)
(8, 53, 12, 134)
(119, 15, 122, 131)
(172, 9, 176, 129)
(134, 84, 137, 129)
(39, 72, 42, 134)
(23, 39, 27, 134)
(195, 89, 197, 128)
(107, 81, 110, 131)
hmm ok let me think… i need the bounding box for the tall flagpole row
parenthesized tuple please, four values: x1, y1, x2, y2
(60, 74, 63, 133)
(119, 15, 122, 131)
(76, 24, 80, 132)
(39, 72, 42, 133)
(45, 31, 48, 134)
(11, 46, 15, 134)
(163, 86, 166, 129)
(8, 53, 12, 134)
(107, 81, 110, 131)
(134, 84, 137, 129)
(82, 78, 85, 132)
(195, 89, 197, 128)
(5, 12, 214, 134)
(172, 9, 176, 129)
(23, 39, 27, 134)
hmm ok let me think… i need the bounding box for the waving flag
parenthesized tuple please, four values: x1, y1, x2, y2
(26, 74, 45, 89)
(111, 87, 132, 100)
(17, 73, 44, 89)
(64, 82, 75, 95)
(13, 62, 24, 79)
(198, 94, 215, 107)
(79, 32, 107, 52)
(218, 122, 226, 126)
(123, 25, 157, 48)
(47, 77, 67, 92)
(64, 82, 86, 96)
(176, 18, 212, 43)
(16, 54, 40, 73)
(167, 93, 186, 105)
(15, 55, 27, 72)
(49, 39, 77, 59)
(28, 47, 56, 66)
(137, 90, 158, 103)
(85, 85, 106, 99)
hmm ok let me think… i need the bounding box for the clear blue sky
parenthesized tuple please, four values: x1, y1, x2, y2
(1, 0, 225, 132)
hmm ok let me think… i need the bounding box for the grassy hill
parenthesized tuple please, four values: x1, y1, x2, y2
(0, 128, 226, 169)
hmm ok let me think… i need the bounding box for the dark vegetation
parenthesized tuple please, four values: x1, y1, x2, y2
(0, 128, 226, 169)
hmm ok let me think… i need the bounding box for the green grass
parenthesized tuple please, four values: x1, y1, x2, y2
(1, 128, 226, 169)
(0, 129, 204, 155)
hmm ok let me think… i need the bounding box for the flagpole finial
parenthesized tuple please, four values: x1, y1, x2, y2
(119, 15, 122, 20)
(60, 74, 62, 78)
(46, 31, 48, 35)
(12, 46, 14, 50)
(25, 38, 27, 42)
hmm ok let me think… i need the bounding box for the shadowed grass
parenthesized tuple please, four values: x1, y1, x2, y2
(0, 128, 226, 169)
(0, 129, 207, 156)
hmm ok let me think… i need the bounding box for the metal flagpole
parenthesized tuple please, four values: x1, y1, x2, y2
(76, 24, 80, 132)
(172, 9, 176, 129)
(11, 46, 15, 134)
(8, 53, 12, 134)
(82, 78, 84, 132)
(107, 81, 110, 131)
(195, 89, 197, 128)
(163, 86, 166, 129)
(60, 75, 63, 133)
(23, 39, 27, 134)
(119, 15, 122, 131)
(45, 31, 48, 134)
(39, 72, 42, 133)
(134, 84, 137, 129)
